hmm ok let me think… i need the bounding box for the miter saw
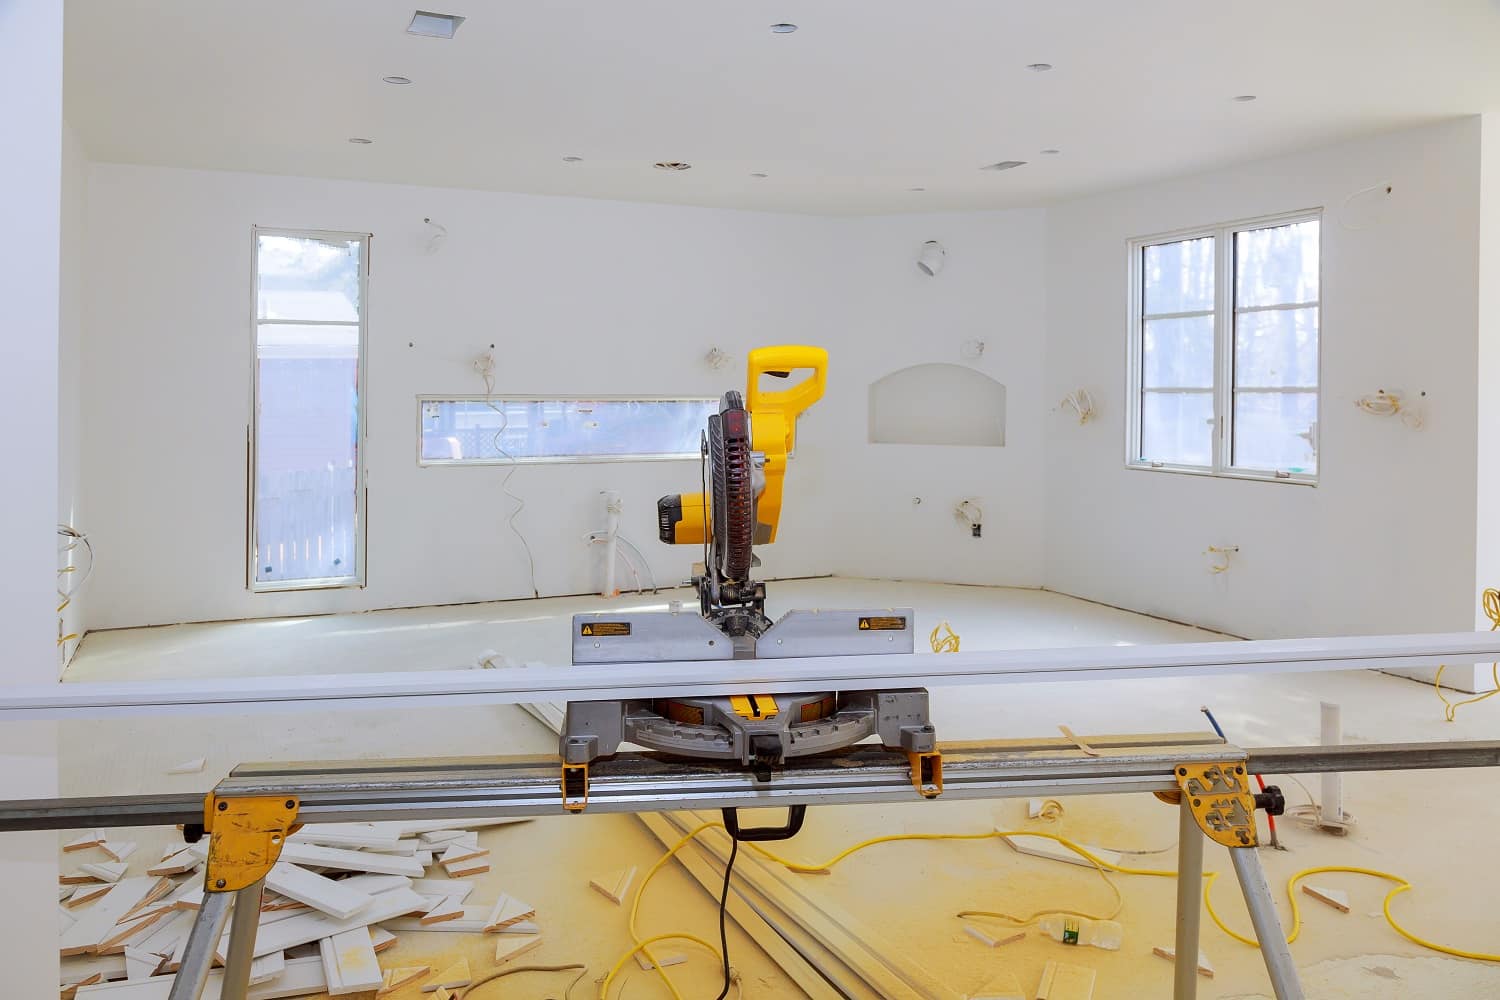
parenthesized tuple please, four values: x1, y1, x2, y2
(560, 346, 940, 813)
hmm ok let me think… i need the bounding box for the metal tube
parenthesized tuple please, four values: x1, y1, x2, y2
(1230, 848, 1305, 1000)
(220, 880, 265, 1000)
(1173, 798, 1204, 1000)
(167, 890, 232, 1000)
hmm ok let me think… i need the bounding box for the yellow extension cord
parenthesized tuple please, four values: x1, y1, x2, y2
(1435, 588, 1500, 722)
(608, 824, 1500, 998)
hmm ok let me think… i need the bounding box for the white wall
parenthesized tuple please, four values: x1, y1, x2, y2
(1044, 119, 1484, 675)
(0, 0, 65, 992)
(1478, 114, 1500, 667)
(58, 122, 87, 672)
(821, 211, 1048, 586)
(80, 167, 1045, 630)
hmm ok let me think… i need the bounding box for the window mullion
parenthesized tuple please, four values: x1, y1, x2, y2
(1212, 227, 1232, 474)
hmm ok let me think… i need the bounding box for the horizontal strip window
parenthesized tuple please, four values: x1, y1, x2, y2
(419, 397, 718, 465)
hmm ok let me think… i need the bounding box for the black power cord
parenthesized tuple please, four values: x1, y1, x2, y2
(713, 835, 741, 1000)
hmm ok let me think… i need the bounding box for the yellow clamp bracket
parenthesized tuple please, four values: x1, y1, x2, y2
(1172, 762, 1257, 848)
(562, 763, 589, 813)
(908, 750, 943, 799)
(202, 793, 300, 892)
(729, 694, 779, 721)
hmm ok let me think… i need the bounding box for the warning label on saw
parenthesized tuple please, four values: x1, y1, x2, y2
(857, 616, 908, 631)
(580, 622, 631, 637)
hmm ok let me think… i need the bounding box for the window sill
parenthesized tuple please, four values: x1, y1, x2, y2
(250, 576, 365, 594)
(1125, 462, 1317, 487)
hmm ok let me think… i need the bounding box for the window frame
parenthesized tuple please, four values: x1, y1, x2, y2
(248, 225, 371, 593)
(1125, 208, 1322, 486)
(415, 395, 719, 467)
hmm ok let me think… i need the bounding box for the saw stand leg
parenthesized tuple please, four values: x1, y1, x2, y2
(1168, 762, 1303, 1000)
(170, 792, 299, 1000)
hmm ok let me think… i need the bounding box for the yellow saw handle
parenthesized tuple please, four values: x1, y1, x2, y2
(745, 345, 828, 455)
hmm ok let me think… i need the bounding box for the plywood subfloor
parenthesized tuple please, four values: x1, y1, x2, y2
(61, 579, 1500, 999)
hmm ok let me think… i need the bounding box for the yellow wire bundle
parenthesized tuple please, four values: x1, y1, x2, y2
(1434, 587, 1500, 721)
(930, 621, 960, 653)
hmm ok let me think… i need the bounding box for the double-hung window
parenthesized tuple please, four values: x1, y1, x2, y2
(250, 228, 368, 590)
(1128, 212, 1321, 482)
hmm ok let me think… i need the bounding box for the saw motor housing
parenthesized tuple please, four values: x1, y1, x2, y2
(562, 346, 936, 779)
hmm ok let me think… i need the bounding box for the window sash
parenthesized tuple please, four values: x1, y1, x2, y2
(1127, 210, 1321, 484)
(249, 226, 369, 593)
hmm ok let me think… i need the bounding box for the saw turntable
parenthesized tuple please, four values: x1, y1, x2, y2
(560, 346, 940, 814)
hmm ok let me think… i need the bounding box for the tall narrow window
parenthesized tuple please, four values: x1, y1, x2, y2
(1128, 211, 1320, 483)
(251, 228, 367, 590)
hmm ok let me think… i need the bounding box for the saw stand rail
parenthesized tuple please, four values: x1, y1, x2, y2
(18, 734, 1500, 1000)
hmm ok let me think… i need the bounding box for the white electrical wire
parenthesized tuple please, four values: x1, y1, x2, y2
(1060, 389, 1096, 424)
(582, 529, 660, 595)
(614, 535, 661, 594)
(480, 364, 540, 599)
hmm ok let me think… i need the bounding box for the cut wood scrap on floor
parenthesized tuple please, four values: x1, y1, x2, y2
(61, 973, 103, 999)
(419, 893, 466, 925)
(634, 949, 686, 971)
(274, 842, 425, 878)
(1035, 959, 1096, 1000)
(320, 927, 383, 996)
(229, 887, 427, 960)
(60, 877, 163, 957)
(290, 823, 406, 852)
(132, 909, 194, 959)
(964, 925, 1024, 948)
(65, 830, 106, 853)
(494, 933, 542, 965)
(442, 852, 490, 878)
(1301, 883, 1351, 913)
(334, 873, 412, 896)
(146, 851, 198, 878)
(379, 909, 537, 935)
(389, 818, 530, 838)
(265, 862, 376, 921)
(247, 951, 285, 986)
(588, 866, 637, 905)
(68, 883, 113, 908)
(408, 878, 474, 901)
(100, 841, 137, 863)
(76, 953, 328, 998)
(369, 927, 397, 954)
(417, 830, 468, 848)
(165, 758, 206, 775)
(998, 832, 1122, 870)
(482, 893, 535, 932)
(119, 878, 176, 923)
(437, 836, 483, 866)
(421, 957, 471, 993)
(123, 947, 161, 981)
(378, 966, 430, 995)
(80, 861, 129, 884)
(100, 909, 172, 954)
(1152, 945, 1214, 978)
(967, 970, 1025, 1000)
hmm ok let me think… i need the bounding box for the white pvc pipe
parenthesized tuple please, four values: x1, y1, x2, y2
(6, 631, 1500, 722)
(600, 490, 621, 599)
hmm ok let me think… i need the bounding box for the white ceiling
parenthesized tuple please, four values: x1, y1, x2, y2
(65, 1, 1500, 215)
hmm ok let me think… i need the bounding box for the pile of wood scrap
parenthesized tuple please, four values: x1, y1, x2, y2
(59, 819, 537, 998)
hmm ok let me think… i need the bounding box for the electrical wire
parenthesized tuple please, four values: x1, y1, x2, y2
(712, 836, 739, 1000)
(480, 367, 540, 599)
(747, 821, 1500, 967)
(1435, 588, 1500, 721)
(458, 964, 589, 1000)
(1203, 866, 1500, 962)
(614, 535, 660, 593)
(929, 621, 960, 653)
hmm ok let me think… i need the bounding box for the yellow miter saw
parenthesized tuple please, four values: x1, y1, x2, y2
(562, 346, 940, 813)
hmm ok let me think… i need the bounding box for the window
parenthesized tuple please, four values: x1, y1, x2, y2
(250, 228, 368, 590)
(1128, 212, 1320, 482)
(419, 398, 717, 465)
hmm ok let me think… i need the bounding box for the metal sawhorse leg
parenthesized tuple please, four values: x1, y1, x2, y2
(168, 794, 298, 1000)
(1169, 762, 1303, 1000)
